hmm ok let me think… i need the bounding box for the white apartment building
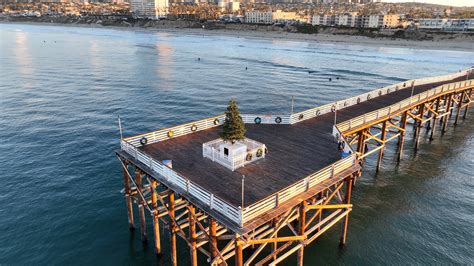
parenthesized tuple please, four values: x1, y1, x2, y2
(311, 14, 331, 26)
(367, 15, 382, 28)
(245, 11, 273, 24)
(245, 10, 304, 24)
(130, 0, 169, 18)
(418, 18, 474, 31)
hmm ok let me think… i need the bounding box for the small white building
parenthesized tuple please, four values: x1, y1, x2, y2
(203, 138, 266, 171)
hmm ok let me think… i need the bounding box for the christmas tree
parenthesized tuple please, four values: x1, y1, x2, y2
(220, 99, 246, 143)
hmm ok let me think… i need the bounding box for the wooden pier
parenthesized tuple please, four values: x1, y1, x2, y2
(116, 68, 473, 265)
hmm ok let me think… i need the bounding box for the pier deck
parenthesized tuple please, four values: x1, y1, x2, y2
(138, 75, 467, 208)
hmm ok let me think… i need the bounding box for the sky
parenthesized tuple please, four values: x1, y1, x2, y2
(382, 0, 474, 6)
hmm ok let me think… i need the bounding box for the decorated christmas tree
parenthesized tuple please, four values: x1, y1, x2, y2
(220, 99, 246, 143)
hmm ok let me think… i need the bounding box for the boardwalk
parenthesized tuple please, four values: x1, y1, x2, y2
(117, 68, 473, 266)
(139, 74, 468, 207)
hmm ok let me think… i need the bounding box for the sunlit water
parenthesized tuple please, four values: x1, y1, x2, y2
(0, 23, 473, 265)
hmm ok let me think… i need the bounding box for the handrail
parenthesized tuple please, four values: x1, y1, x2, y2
(336, 79, 474, 134)
(289, 67, 473, 124)
(121, 139, 243, 225)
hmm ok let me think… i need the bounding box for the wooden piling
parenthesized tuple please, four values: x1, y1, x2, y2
(169, 191, 177, 266)
(415, 104, 425, 150)
(455, 91, 463, 125)
(150, 180, 161, 255)
(397, 111, 408, 162)
(376, 121, 387, 172)
(340, 176, 354, 246)
(209, 219, 218, 262)
(442, 94, 453, 133)
(135, 169, 147, 242)
(297, 200, 307, 266)
(235, 236, 243, 266)
(430, 97, 441, 141)
(188, 205, 198, 266)
(122, 161, 135, 230)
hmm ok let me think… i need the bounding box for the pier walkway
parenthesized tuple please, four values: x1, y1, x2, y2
(116, 68, 473, 266)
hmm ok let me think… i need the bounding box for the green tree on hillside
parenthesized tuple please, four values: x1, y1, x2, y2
(220, 99, 246, 143)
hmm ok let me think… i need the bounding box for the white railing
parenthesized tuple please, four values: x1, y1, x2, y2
(241, 154, 356, 222)
(121, 140, 243, 225)
(241, 114, 291, 125)
(337, 79, 474, 133)
(289, 68, 473, 124)
(123, 114, 226, 147)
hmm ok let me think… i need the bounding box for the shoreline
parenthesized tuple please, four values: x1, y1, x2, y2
(2, 20, 474, 52)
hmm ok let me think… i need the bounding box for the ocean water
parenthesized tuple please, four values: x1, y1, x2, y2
(0, 23, 473, 265)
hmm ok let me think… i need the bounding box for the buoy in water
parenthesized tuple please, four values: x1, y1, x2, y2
(329, 78, 332, 81)
(336, 77, 339, 80)
(245, 67, 247, 70)
(198, 57, 201, 61)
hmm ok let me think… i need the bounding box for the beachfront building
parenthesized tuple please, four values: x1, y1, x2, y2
(130, 0, 169, 18)
(311, 14, 332, 26)
(245, 11, 273, 24)
(418, 18, 474, 32)
(245, 10, 306, 24)
(382, 14, 400, 28)
(311, 13, 399, 29)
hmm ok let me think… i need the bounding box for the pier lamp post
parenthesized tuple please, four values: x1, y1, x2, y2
(241, 175, 245, 209)
(118, 115, 123, 140)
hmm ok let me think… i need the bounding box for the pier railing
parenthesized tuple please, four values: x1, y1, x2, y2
(121, 140, 243, 224)
(123, 114, 226, 146)
(241, 114, 291, 125)
(289, 68, 473, 124)
(337, 79, 474, 133)
(241, 154, 356, 223)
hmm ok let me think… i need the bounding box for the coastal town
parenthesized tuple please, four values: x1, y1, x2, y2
(1, 0, 473, 32)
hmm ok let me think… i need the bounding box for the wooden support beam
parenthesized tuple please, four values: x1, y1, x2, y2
(122, 161, 135, 230)
(169, 191, 177, 266)
(235, 236, 243, 266)
(244, 236, 306, 245)
(306, 204, 353, 210)
(209, 219, 219, 262)
(340, 177, 354, 246)
(297, 201, 307, 266)
(377, 121, 388, 172)
(135, 169, 147, 243)
(415, 104, 425, 151)
(188, 205, 198, 266)
(398, 111, 408, 162)
(244, 208, 298, 266)
(150, 179, 161, 254)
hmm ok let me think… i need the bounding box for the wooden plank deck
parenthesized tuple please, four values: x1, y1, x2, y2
(139, 75, 467, 208)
